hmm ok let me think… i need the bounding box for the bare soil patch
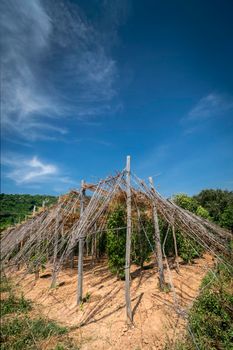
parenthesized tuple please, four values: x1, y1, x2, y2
(11, 254, 213, 350)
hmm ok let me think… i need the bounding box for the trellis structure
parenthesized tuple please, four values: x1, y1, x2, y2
(1, 156, 232, 323)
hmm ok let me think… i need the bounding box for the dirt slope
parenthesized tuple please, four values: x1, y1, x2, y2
(12, 254, 213, 350)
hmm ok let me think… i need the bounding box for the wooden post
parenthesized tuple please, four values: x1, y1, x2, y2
(70, 251, 75, 269)
(51, 212, 60, 288)
(125, 155, 132, 323)
(33, 205, 36, 215)
(172, 225, 180, 272)
(91, 231, 95, 266)
(149, 177, 165, 289)
(94, 223, 97, 263)
(86, 238, 89, 257)
(77, 180, 85, 305)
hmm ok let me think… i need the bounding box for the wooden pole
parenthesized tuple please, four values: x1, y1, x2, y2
(33, 206, 36, 216)
(172, 225, 180, 272)
(51, 212, 60, 288)
(125, 155, 132, 323)
(77, 180, 85, 305)
(149, 177, 165, 289)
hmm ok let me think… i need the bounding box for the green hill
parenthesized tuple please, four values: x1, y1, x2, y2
(0, 194, 57, 231)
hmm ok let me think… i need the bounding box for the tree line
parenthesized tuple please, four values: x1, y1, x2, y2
(0, 194, 57, 231)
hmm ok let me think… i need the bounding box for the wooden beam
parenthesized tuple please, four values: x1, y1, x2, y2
(172, 225, 180, 272)
(77, 180, 85, 305)
(51, 211, 60, 288)
(149, 177, 165, 289)
(125, 155, 132, 323)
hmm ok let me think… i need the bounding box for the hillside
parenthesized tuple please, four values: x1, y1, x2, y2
(0, 194, 57, 230)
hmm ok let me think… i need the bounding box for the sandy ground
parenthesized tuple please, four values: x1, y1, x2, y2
(11, 254, 213, 350)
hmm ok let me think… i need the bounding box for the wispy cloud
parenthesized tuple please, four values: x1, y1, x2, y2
(1, 0, 126, 141)
(187, 93, 233, 121)
(2, 155, 58, 184)
(181, 93, 233, 134)
(1, 154, 77, 192)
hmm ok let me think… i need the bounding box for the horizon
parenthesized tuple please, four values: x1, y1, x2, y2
(1, 0, 233, 198)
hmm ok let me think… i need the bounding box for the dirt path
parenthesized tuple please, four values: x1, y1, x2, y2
(12, 254, 213, 349)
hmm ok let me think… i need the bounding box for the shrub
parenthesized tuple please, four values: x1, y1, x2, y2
(1, 294, 32, 316)
(132, 213, 153, 268)
(176, 231, 203, 264)
(1, 317, 67, 350)
(0, 274, 11, 292)
(174, 263, 233, 350)
(107, 206, 126, 278)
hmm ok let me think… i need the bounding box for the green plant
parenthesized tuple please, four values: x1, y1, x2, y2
(1, 317, 67, 350)
(82, 291, 91, 302)
(196, 205, 211, 219)
(194, 189, 233, 226)
(1, 293, 32, 316)
(0, 276, 77, 350)
(0, 274, 12, 292)
(176, 231, 203, 264)
(107, 206, 126, 278)
(173, 263, 233, 350)
(132, 213, 153, 269)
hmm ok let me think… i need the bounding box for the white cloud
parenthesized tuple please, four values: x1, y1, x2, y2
(3, 155, 58, 184)
(186, 93, 233, 121)
(1, 154, 78, 194)
(1, 0, 125, 141)
(180, 93, 233, 134)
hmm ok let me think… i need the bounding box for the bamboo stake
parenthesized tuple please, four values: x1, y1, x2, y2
(172, 225, 180, 272)
(51, 212, 60, 288)
(125, 155, 132, 323)
(77, 180, 85, 305)
(149, 177, 165, 289)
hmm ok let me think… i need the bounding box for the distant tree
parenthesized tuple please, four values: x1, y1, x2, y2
(173, 194, 199, 213)
(0, 194, 57, 231)
(196, 205, 211, 220)
(219, 205, 233, 232)
(194, 189, 233, 223)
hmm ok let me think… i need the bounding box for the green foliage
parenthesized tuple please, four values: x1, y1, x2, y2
(176, 232, 203, 264)
(159, 218, 174, 256)
(0, 193, 57, 230)
(196, 205, 211, 219)
(174, 264, 233, 350)
(107, 206, 126, 278)
(173, 193, 211, 220)
(97, 232, 107, 257)
(194, 189, 233, 227)
(82, 291, 91, 303)
(1, 317, 67, 350)
(172, 195, 207, 263)
(1, 294, 32, 316)
(132, 213, 153, 268)
(53, 341, 80, 350)
(29, 253, 47, 274)
(220, 205, 233, 231)
(173, 194, 199, 213)
(107, 207, 154, 275)
(0, 274, 12, 292)
(0, 276, 77, 350)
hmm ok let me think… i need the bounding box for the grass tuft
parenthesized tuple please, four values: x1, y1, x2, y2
(1, 317, 67, 350)
(1, 293, 32, 316)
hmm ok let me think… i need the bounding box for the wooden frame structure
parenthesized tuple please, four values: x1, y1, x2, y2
(1, 156, 232, 323)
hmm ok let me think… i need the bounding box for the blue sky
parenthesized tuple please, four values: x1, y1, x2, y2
(1, 0, 233, 197)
